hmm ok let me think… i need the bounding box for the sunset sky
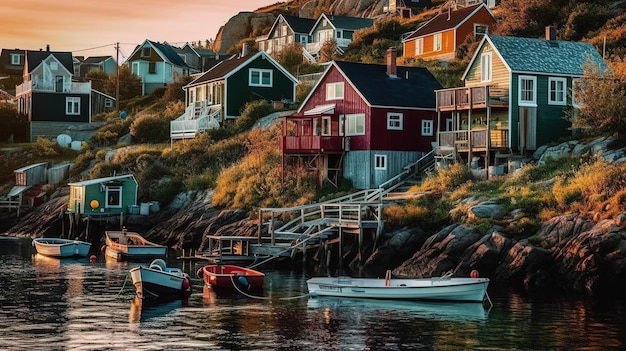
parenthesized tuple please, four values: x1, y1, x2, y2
(1, 0, 280, 61)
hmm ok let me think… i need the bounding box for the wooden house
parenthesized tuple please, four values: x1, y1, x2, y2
(256, 15, 316, 56)
(78, 56, 117, 77)
(16, 49, 93, 141)
(171, 50, 298, 141)
(126, 40, 191, 95)
(435, 32, 608, 172)
(402, 3, 495, 61)
(0, 48, 25, 94)
(386, 0, 433, 18)
(306, 14, 374, 62)
(282, 48, 443, 189)
(68, 174, 138, 216)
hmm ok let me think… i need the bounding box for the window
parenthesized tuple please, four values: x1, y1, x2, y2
(572, 78, 582, 107)
(433, 33, 442, 51)
(339, 115, 345, 136)
(131, 62, 139, 75)
(548, 77, 567, 105)
(71, 187, 82, 202)
(50, 62, 58, 70)
(474, 24, 488, 39)
(105, 99, 113, 108)
(10, 54, 21, 65)
(141, 47, 151, 57)
(481, 53, 492, 82)
(326, 82, 344, 100)
(300, 36, 308, 44)
(387, 113, 403, 130)
(422, 120, 433, 136)
(321, 116, 332, 136)
(106, 186, 122, 208)
(518, 75, 537, 106)
(148, 62, 156, 74)
(249, 69, 273, 87)
(66, 97, 80, 115)
(375, 154, 387, 170)
(345, 113, 365, 135)
(414, 38, 423, 56)
(336, 30, 342, 39)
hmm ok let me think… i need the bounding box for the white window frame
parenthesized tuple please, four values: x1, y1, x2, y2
(249, 68, 273, 87)
(71, 187, 82, 203)
(387, 112, 403, 130)
(345, 113, 365, 136)
(481, 52, 492, 82)
(374, 154, 387, 170)
(326, 82, 344, 100)
(414, 38, 423, 56)
(474, 24, 488, 38)
(10, 54, 21, 65)
(66, 97, 80, 115)
(321, 116, 332, 136)
(421, 120, 433, 136)
(548, 77, 567, 106)
(572, 78, 582, 108)
(105, 99, 113, 108)
(433, 33, 442, 51)
(518, 75, 537, 107)
(105, 186, 122, 208)
(339, 114, 345, 136)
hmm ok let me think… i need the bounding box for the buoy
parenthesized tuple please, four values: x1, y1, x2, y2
(237, 276, 250, 288)
(470, 270, 479, 278)
(182, 277, 190, 291)
(100, 245, 106, 254)
(89, 255, 96, 263)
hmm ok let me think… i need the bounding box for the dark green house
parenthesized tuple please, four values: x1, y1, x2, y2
(435, 32, 608, 170)
(171, 50, 298, 141)
(68, 174, 138, 216)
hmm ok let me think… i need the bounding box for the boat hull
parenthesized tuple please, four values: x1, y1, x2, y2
(198, 265, 264, 289)
(306, 276, 489, 302)
(104, 231, 167, 261)
(129, 260, 190, 299)
(32, 238, 92, 258)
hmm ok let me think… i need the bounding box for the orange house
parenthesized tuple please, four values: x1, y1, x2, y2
(402, 3, 495, 61)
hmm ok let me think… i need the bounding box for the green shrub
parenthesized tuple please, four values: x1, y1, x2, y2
(130, 113, 170, 143)
(235, 100, 274, 132)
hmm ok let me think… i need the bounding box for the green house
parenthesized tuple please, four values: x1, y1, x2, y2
(435, 32, 608, 170)
(68, 174, 138, 215)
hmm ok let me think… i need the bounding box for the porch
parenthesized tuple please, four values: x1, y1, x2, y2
(281, 112, 345, 154)
(436, 85, 509, 112)
(170, 102, 221, 141)
(438, 128, 509, 152)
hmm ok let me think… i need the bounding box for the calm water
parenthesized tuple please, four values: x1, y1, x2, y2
(1, 236, 626, 351)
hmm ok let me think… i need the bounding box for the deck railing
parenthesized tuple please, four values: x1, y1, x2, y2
(170, 103, 221, 139)
(438, 128, 509, 149)
(436, 86, 509, 110)
(281, 135, 344, 153)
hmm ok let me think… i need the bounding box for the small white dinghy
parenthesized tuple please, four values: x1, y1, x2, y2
(32, 238, 92, 258)
(307, 270, 490, 303)
(129, 259, 191, 299)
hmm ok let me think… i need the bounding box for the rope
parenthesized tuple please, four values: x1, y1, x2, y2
(228, 275, 311, 301)
(117, 273, 131, 297)
(246, 232, 326, 270)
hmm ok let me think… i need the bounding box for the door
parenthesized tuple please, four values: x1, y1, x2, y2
(518, 107, 537, 152)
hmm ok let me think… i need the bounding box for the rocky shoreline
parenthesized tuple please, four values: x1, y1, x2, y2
(4, 136, 626, 298)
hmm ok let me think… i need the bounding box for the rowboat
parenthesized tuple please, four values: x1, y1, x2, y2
(32, 238, 92, 258)
(306, 271, 490, 302)
(129, 259, 191, 299)
(103, 230, 167, 261)
(197, 264, 265, 290)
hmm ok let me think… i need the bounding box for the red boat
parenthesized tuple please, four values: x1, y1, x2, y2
(197, 264, 265, 289)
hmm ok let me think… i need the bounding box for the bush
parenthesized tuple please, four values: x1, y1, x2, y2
(130, 113, 171, 143)
(235, 100, 274, 132)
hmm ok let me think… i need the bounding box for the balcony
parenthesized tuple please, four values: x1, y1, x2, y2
(170, 102, 221, 140)
(282, 135, 345, 154)
(438, 128, 509, 151)
(16, 79, 91, 96)
(436, 85, 509, 111)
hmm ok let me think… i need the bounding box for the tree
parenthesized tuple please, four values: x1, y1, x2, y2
(319, 39, 337, 63)
(276, 43, 305, 76)
(85, 70, 108, 92)
(105, 65, 142, 102)
(567, 59, 626, 134)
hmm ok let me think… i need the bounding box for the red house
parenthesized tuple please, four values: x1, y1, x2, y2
(282, 48, 443, 189)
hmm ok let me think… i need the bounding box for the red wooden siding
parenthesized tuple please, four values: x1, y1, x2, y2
(369, 108, 437, 152)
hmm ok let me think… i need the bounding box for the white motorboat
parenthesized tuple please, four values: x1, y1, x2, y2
(104, 230, 167, 261)
(306, 271, 489, 302)
(129, 258, 191, 299)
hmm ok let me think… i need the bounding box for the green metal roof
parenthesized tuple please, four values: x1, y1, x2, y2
(488, 35, 608, 75)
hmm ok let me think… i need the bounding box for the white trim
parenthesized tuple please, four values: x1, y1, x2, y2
(480, 52, 492, 82)
(322, 116, 332, 136)
(374, 154, 387, 170)
(421, 119, 433, 136)
(345, 113, 365, 136)
(414, 38, 423, 56)
(433, 33, 442, 51)
(325, 82, 344, 100)
(387, 112, 403, 130)
(518, 75, 537, 107)
(105, 185, 123, 209)
(548, 77, 567, 105)
(249, 68, 273, 87)
(66, 97, 80, 115)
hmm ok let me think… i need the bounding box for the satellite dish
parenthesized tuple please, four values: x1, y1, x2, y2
(119, 111, 128, 119)
(57, 134, 72, 148)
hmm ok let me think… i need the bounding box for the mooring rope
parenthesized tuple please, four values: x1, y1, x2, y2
(228, 275, 310, 301)
(117, 273, 131, 297)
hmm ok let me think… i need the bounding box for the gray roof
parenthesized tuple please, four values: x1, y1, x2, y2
(322, 14, 374, 31)
(488, 35, 608, 75)
(69, 174, 136, 187)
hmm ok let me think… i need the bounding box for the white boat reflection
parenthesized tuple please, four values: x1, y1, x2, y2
(307, 296, 488, 322)
(128, 296, 184, 324)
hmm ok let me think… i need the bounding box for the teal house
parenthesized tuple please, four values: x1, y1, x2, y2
(435, 31, 608, 171)
(68, 174, 138, 216)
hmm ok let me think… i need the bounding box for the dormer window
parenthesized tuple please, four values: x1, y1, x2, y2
(10, 54, 22, 65)
(142, 47, 151, 57)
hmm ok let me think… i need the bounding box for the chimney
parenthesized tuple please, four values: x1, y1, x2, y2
(241, 42, 248, 58)
(545, 26, 556, 41)
(46, 44, 50, 51)
(386, 48, 397, 78)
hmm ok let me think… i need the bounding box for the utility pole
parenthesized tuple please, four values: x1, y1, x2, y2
(115, 42, 120, 113)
